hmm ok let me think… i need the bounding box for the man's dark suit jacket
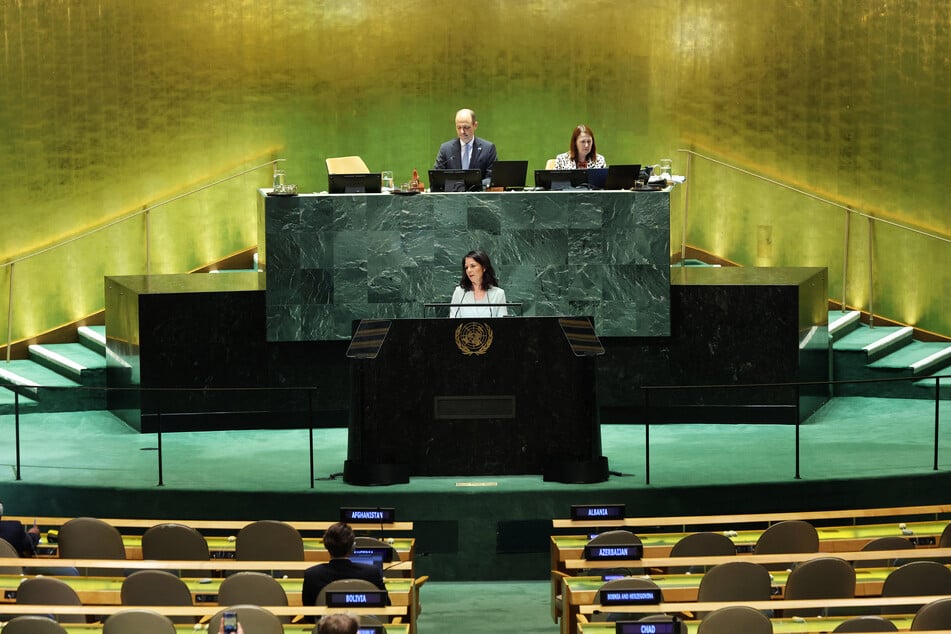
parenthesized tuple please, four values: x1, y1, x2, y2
(0, 519, 38, 557)
(301, 557, 387, 616)
(433, 136, 498, 180)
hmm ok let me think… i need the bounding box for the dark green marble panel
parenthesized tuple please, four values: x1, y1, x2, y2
(264, 191, 670, 340)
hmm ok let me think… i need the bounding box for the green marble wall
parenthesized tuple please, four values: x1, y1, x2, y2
(264, 191, 670, 340)
(1, 0, 948, 349)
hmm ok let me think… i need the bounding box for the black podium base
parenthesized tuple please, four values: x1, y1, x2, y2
(543, 456, 610, 484)
(343, 460, 410, 486)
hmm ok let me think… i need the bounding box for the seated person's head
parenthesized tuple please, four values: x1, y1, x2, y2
(323, 522, 355, 558)
(318, 613, 359, 634)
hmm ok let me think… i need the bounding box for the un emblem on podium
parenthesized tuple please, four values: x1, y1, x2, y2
(454, 322, 494, 355)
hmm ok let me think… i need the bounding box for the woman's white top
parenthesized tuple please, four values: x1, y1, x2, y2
(450, 286, 508, 318)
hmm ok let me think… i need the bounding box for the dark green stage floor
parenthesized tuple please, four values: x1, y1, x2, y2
(0, 396, 948, 582)
(0, 396, 948, 633)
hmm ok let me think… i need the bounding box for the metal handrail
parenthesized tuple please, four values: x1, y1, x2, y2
(3, 158, 284, 362)
(676, 148, 950, 326)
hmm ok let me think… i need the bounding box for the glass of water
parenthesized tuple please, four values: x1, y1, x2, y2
(381, 170, 394, 192)
(272, 169, 286, 192)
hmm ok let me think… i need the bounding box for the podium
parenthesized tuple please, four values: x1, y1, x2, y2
(344, 317, 609, 485)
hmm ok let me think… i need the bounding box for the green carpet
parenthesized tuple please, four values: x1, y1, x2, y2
(0, 396, 945, 491)
(417, 581, 552, 634)
(0, 396, 948, 582)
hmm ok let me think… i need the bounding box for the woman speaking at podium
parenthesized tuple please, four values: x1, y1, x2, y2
(450, 250, 508, 318)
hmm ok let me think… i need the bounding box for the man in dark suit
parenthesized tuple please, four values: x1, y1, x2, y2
(0, 501, 39, 557)
(301, 522, 387, 620)
(433, 108, 498, 185)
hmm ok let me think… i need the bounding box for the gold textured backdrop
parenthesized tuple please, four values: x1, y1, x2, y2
(0, 0, 948, 348)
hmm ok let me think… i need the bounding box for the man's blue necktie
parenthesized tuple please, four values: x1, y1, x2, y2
(462, 143, 471, 170)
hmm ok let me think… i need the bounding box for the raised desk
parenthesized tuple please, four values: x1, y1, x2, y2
(577, 615, 916, 634)
(556, 567, 906, 634)
(32, 535, 415, 569)
(551, 520, 946, 572)
(59, 626, 410, 634)
(260, 190, 672, 341)
(0, 574, 415, 609)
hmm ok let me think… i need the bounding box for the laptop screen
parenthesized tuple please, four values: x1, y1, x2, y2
(604, 164, 641, 190)
(429, 169, 483, 192)
(489, 160, 528, 189)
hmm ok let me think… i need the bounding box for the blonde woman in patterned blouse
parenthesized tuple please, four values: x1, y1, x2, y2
(553, 124, 607, 169)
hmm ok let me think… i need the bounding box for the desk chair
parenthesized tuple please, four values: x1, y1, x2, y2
(120, 570, 195, 625)
(781, 556, 855, 617)
(236, 520, 304, 577)
(326, 156, 370, 174)
(14, 577, 85, 624)
(857, 536, 915, 568)
(912, 596, 951, 630)
(0, 538, 23, 574)
(103, 609, 177, 634)
(545, 159, 557, 170)
(696, 561, 772, 618)
(697, 605, 773, 634)
(832, 615, 898, 632)
(141, 522, 210, 577)
(753, 520, 819, 571)
(0, 616, 69, 634)
(881, 560, 951, 614)
(218, 572, 290, 623)
(208, 605, 284, 634)
(58, 517, 127, 576)
(668, 532, 736, 573)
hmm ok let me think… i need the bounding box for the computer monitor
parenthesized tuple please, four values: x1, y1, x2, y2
(489, 160, 529, 190)
(534, 169, 588, 190)
(604, 164, 641, 190)
(429, 169, 483, 192)
(328, 173, 382, 194)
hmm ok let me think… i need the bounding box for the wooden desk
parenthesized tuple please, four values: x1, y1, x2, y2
(0, 574, 414, 609)
(58, 625, 410, 634)
(556, 566, 904, 634)
(552, 504, 951, 531)
(576, 595, 951, 617)
(551, 520, 946, 571)
(7, 517, 414, 533)
(0, 575, 418, 634)
(32, 534, 416, 570)
(558, 546, 951, 575)
(577, 615, 917, 634)
(0, 604, 410, 620)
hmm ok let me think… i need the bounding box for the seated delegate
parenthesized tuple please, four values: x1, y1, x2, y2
(553, 124, 606, 169)
(433, 108, 498, 185)
(450, 250, 508, 318)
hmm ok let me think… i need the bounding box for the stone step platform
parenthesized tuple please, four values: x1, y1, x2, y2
(0, 359, 103, 412)
(77, 325, 107, 355)
(29, 342, 107, 386)
(833, 320, 951, 398)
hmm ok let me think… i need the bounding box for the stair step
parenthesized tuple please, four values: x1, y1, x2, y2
(78, 325, 106, 354)
(28, 343, 107, 384)
(0, 360, 101, 412)
(829, 311, 862, 339)
(868, 341, 951, 375)
(832, 325, 911, 357)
